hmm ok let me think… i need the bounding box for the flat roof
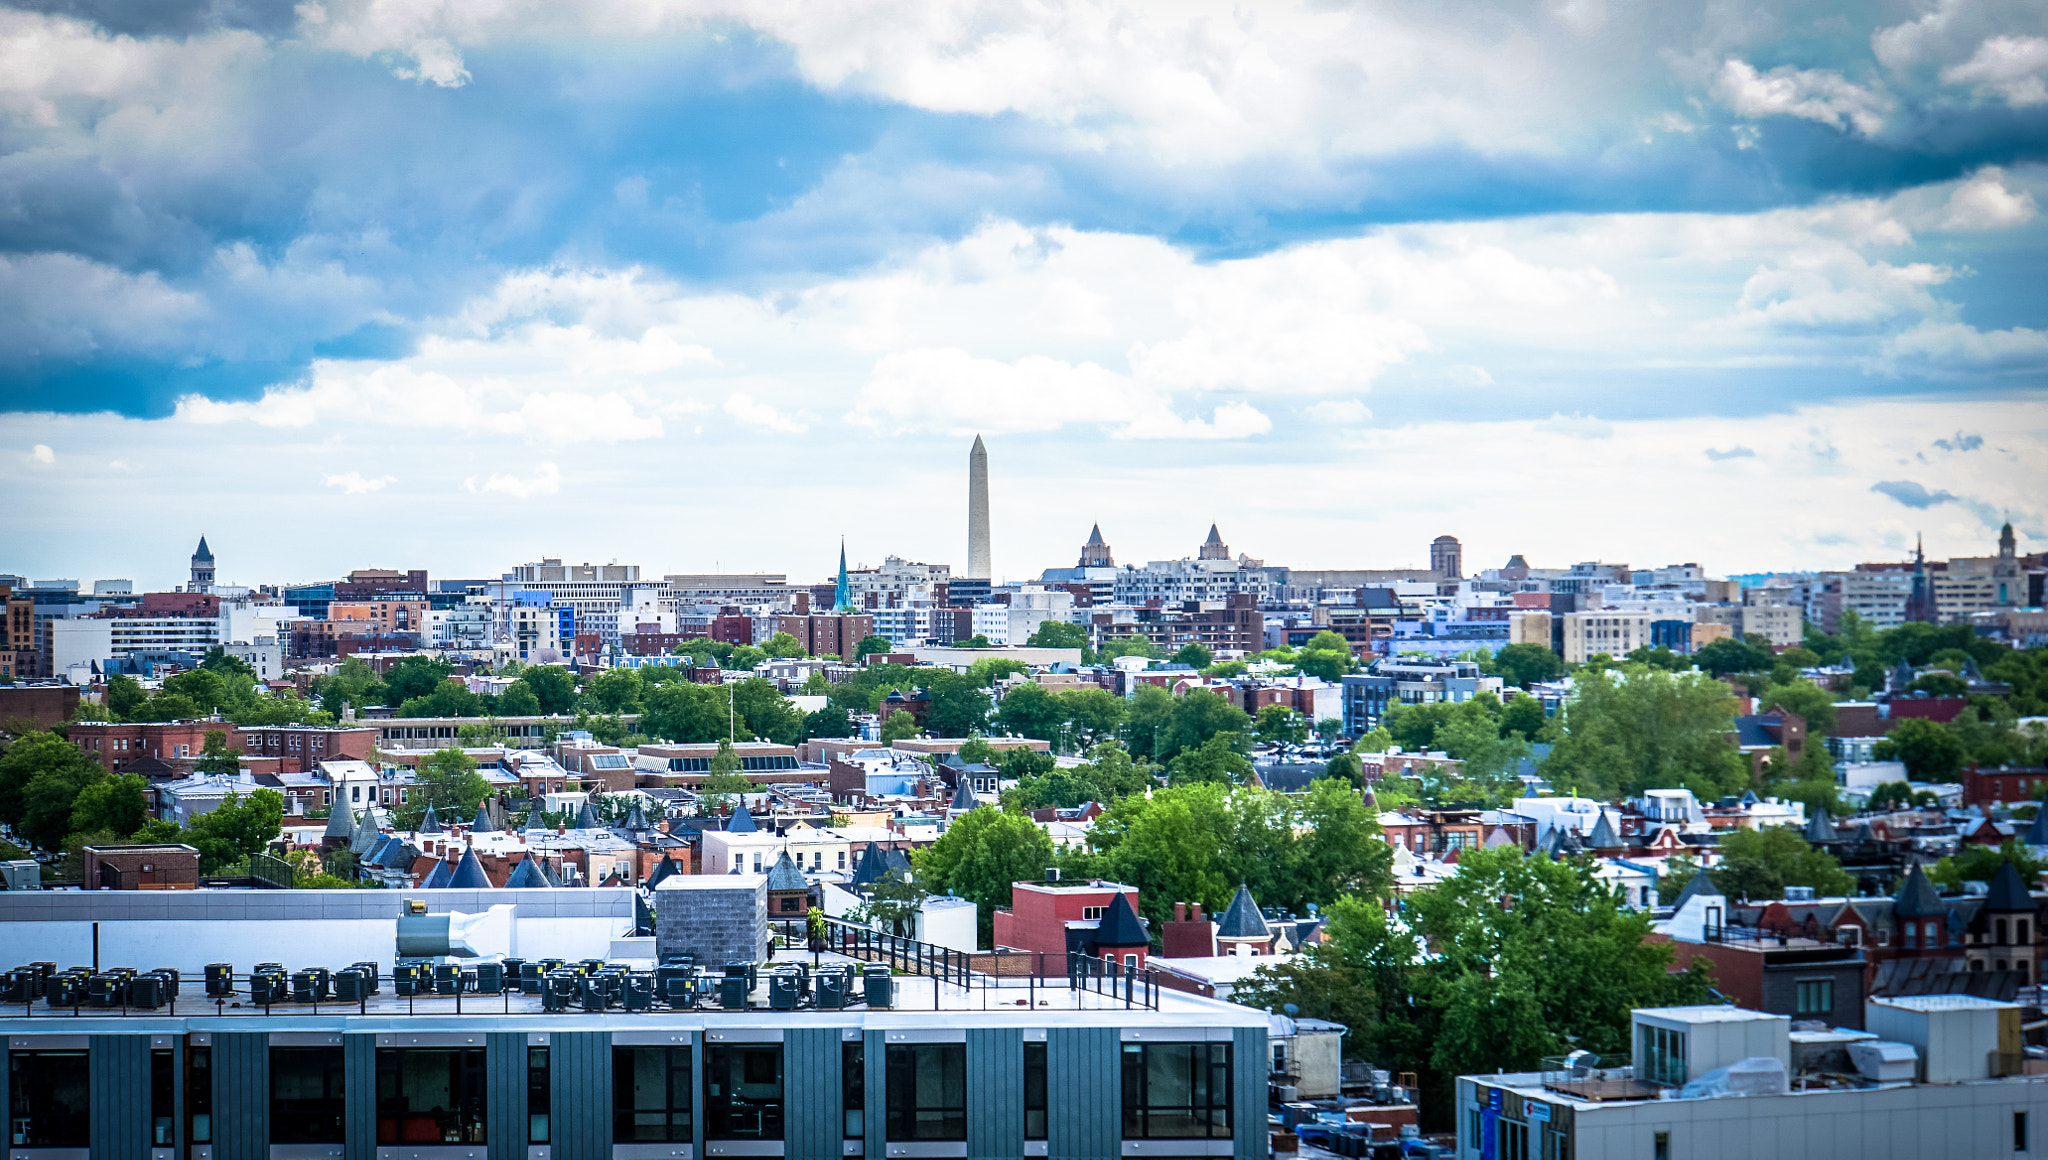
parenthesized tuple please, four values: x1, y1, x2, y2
(1876, 994, 2020, 1012)
(1633, 1004, 1789, 1024)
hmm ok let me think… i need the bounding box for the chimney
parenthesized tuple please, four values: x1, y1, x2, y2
(1191, 902, 1203, 922)
(1174, 902, 1186, 922)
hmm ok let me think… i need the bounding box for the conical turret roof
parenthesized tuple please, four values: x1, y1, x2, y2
(504, 856, 550, 888)
(419, 804, 443, 834)
(2026, 807, 2048, 847)
(470, 803, 496, 833)
(1587, 811, 1621, 850)
(447, 847, 491, 889)
(851, 842, 890, 887)
(1670, 868, 1723, 911)
(1986, 859, 2033, 912)
(1204, 523, 1224, 545)
(765, 850, 809, 892)
(1085, 523, 1107, 546)
(728, 804, 757, 833)
(1893, 863, 1944, 917)
(576, 801, 601, 829)
(419, 859, 453, 889)
(1094, 890, 1149, 948)
(1804, 809, 1838, 844)
(950, 777, 978, 813)
(1215, 884, 1271, 939)
(193, 536, 213, 561)
(324, 802, 357, 840)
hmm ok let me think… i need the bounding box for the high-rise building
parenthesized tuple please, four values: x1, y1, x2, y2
(1079, 524, 1113, 568)
(189, 536, 214, 593)
(1198, 524, 1230, 560)
(1430, 535, 1462, 579)
(967, 434, 991, 579)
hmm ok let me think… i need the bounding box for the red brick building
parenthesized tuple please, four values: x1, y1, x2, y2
(69, 721, 376, 775)
(991, 878, 1149, 968)
(1963, 765, 2048, 807)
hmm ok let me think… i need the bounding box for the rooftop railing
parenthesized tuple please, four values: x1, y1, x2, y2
(1537, 1054, 1665, 1102)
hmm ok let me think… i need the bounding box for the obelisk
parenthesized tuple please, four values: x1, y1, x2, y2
(968, 434, 991, 578)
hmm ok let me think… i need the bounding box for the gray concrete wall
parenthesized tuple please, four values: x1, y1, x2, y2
(656, 878, 768, 965)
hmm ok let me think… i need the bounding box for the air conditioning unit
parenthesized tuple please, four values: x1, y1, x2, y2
(1784, 886, 1815, 902)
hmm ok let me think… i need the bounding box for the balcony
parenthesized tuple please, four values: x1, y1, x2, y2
(1538, 1054, 1664, 1102)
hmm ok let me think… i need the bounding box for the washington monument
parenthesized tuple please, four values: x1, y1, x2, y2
(968, 434, 991, 578)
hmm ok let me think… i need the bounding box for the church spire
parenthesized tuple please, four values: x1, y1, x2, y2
(835, 538, 851, 612)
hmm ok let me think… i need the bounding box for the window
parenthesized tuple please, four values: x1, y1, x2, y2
(271, 1046, 346, 1144)
(151, 1049, 176, 1145)
(528, 1047, 550, 1144)
(1654, 1130, 1670, 1160)
(1024, 1043, 1047, 1140)
(377, 1047, 486, 1144)
(2017, 1111, 2029, 1153)
(1467, 1107, 1482, 1151)
(838, 851, 848, 870)
(1998, 919, 2009, 945)
(1120, 1042, 1231, 1139)
(615, 1046, 691, 1142)
(1795, 978, 1834, 1016)
(704, 1043, 782, 1140)
(8, 1049, 89, 1147)
(188, 1044, 214, 1145)
(1499, 1118, 1529, 1160)
(1082, 906, 1106, 921)
(843, 1041, 865, 1139)
(886, 1043, 966, 1141)
(1639, 1025, 1687, 1086)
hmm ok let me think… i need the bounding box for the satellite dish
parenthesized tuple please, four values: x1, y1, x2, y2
(1283, 1003, 1299, 1016)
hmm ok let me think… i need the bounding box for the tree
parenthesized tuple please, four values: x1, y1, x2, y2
(1255, 704, 1309, 748)
(398, 748, 493, 829)
(1097, 635, 1162, 662)
(186, 787, 284, 873)
(803, 706, 855, 740)
(1887, 717, 1967, 782)
(1757, 679, 1837, 735)
(1694, 634, 1775, 677)
(383, 655, 455, 706)
(1907, 672, 1969, 698)
(69, 773, 149, 839)
(129, 692, 200, 722)
(995, 683, 1065, 740)
(1295, 631, 1356, 681)
(1234, 898, 1426, 1079)
(1434, 697, 1532, 786)
(1004, 741, 1156, 809)
(954, 634, 996, 649)
(199, 645, 257, 681)
(1541, 667, 1748, 800)
(194, 730, 243, 778)
(1169, 733, 1255, 785)
(521, 666, 578, 714)
(106, 674, 148, 721)
(1170, 642, 1214, 669)
(1382, 701, 1459, 753)
(853, 635, 897, 659)
(761, 632, 808, 658)
(914, 806, 1057, 943)
(1486, 643, 1565, 689)
(965, 657, 1029, 687)
(922, 671, 991, 737)
(398, 678, 484, 719)
(161, 668, 233, 715)
(1025, 621, 1091, 655)
(698, 739, 754, 810)
(1322, 752, 1363, 784)
(1929, 840, 2048, 893)
(1714, 827, 1853, 898)
(643, 681, 747, 743)
(1498, 693, 1547, 741)
(879, 709, 920, 744)
(21, 762, 108, 851)
(0, 731, 107, 838)
(497, 680, 542, 716)
(1624, 645, 1688, 672)
(588, 668, 645, 714)
(1063, 688, 1129, 748)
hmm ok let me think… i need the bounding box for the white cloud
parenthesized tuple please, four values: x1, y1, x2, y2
(1305, 399, 1373, 426)
(1872, 321, 2048, 376)
(0, 253, 205, 360)
(1115, 401, 1272, 441)
(724, 393, 808, 433)
(1940, 168, 2038, 229)
(30, 444, 54, 464)
(466, 461, 560, 498)
(1712, 59, 1892, 136)
(1537, 412, 1613, 439)
(1445, 364, 1494, 386)
(323, 471, 395, 493)
(1941, 35, 2048, 106)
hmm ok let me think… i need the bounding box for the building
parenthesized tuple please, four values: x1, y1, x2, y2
(1656, 872, 1869, 1028)
(69, 721, 377, 776)
(80, 842, 201, 889)
(1079, 524, 1113, 568)
(1559, 610, 1651, 664)
(1456, 999, 2041, 1160)
(992, 875, 1150, 967)
(188, 536, 214, 593)
(1340, 658, 1503, 734)
(1431, 535, 1463, 580)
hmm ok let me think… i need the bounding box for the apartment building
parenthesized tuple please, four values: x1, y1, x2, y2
(1559, 610, 1652, 663)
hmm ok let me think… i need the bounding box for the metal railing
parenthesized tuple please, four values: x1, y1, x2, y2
(777, 916, 975, 991)
(247, 853, 295, 890)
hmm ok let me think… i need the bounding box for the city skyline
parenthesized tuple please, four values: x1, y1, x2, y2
(1, 1, 2043, 584)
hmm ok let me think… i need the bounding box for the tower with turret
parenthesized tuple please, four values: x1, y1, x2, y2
(1079, 524, 1113, 568)
(1994, 521, 2021, 607)
(189, 536, 215, 593)
(1198, 524, 1229, 560)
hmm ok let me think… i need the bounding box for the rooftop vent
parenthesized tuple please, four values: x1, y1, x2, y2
(1045, 867, 1061, 883)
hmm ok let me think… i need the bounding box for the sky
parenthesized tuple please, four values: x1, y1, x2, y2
(2, 0, 2045, 592)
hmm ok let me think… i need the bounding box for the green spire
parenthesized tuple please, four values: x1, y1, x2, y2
(835, 537, 851, 612)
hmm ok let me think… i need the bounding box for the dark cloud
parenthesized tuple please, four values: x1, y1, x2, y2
(1871, 480, 1959, 508)
(1704, 446, 1755, 460)
(1933, 432, 1984, 451)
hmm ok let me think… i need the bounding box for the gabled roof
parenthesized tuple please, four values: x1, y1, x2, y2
(1893, 863, 1944, 917)
(728, 805, 758, 833)
(471, 804, 497, 833)
(504, 856, 550, 888)
(447, 847, 491, 889)
(1215, 884, 1271, 939)
(765, 850, 809, 892)
(419, 859, 453, 889)
(1586, 811, 1621, 850)
(1670, 868, 1723, 912)
(1986, 860, 2033, 912)
(323, 803, 356, 840)
(418, 805, 442, 834)
(1094, 890, 1149, 948)
(1804, 809, 1838, 844)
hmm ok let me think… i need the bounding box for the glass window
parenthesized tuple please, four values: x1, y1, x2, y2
(151, 1049, 176, 1146)
(529, 1046, 550, 1144)
(1023, 1043, 1047, 1140)
(376, 1047, 486, 1144)
(704, 1044, 783, 1141)
(1120, 1043, 1231, 1139)
(842, 1041, 865, 1140)
(614, 1046, 692, 1142)
(886, 1044, 966, 1142)
(188, 1045, 214, 1145)
(1796, 978, 1834, 1016)
(270, 1046, 346, 1144)
(9, 1049, 90, 1147)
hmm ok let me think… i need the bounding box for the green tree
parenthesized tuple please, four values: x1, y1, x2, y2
(965, 657, 1029, 687)
(398, 678, 484, 719)
(1234, 897, 1426, 1078)
(1928, 840, 2048, 892)
(1694, 634, 1776, 677)
(1886, 716, 1967, 782)
(383, 655, 455, 706)
(21, 762, 108, 851)
(1498, 693, 1547, 741)
(1025, 620, 1091, 656)
(397, 748, 493, 829)
(1170, 642, 1214, 670)
(1434, 697, 1532, 786)
(497, 680, 542, 716)
(0, 731, 106, 839)
(69, 772, 149, 838)
(803, 706, 855, 740)
(186, 787, 285, 873)
(1624, 645, 1688, 672)
(642, 681, 748, 743)
(1254, 704, 1309, 748)
(1169, 733, 1255, 785)
(730, 677, 805, 745)
(1295, 631, 1357, 681)
(1063, 688, 1130, 748)
(161, 668, 233, 715)
(194, 730, 243, 778)
(199, 645, 257, 681)
(1486, 643, 1566, 689)
(698, 739, 754, 810)
(914, 806, 1057, 943)
(954, 634, 996, 649)
(1541, 667, 1747, 800)
(520, 666, 578, 714)
(106, 674, 148, 721)
(1382, 701, 1459, 752)
(995, 683, 1065, 740)
(879, 709, 920, 744)
(1907, 672, 1969, 698)
(1756, 679, 1837, 735)
(587, 668, 645, 714)
(1097, 635, 1163, 662)
(853, 635, 897, 659)
(1714, 827, 1854, 897)
(761, 632, 809, 658)
(922, 671, 991, 737)
(1168, 688, 1253, 758)
(1004, 741, 1157, 809)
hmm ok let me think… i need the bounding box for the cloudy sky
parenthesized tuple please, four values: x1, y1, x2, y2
(3, 0, 2045, 591)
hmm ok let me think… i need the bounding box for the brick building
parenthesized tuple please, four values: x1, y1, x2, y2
(1962, 764, 2048, 807)
(69, 720, 376, 776)
(992, 877, 1149, 968)
(81, 843, 201, 890)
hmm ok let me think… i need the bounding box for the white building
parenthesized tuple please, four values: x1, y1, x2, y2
(1112, 557, 1274, 606)
(1559, 610, 1652, 663)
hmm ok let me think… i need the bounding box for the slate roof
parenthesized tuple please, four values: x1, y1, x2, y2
(728, 805, 758, 833)
(323, 804, 356, 840)
(851, 842, 891, 887)
(645, 854, 681, 889)
(1986, 860, 2033, 912)
(1670, 868, 1723, 911)
(503, 857, 551, 888)
(624, 803, 650, 830)
(950, 777, 978, 812)
(1215, 884, 1271, 939)
(1804, 809, 1838, 843)
(447, 847, 491, 889)
(576, 802, 601, 829)
(471, 804, 497, 833)
(765, 850, 809, 892)
(1893, 863, 1945, 917)
(1586, 811, 1621, 849)
(1094, 890, 1149, 948)
(418, 805, 442, 834)
(2026, 808, 2048, 846)
(349, 807, 383, 855)
(419, 859, 453, 889)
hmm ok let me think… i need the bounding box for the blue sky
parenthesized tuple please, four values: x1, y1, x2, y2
(2, 0, 2045, 589)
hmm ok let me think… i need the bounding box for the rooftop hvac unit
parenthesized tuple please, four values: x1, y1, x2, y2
(47, 973, 86, 1008)
(1848, 1040, 1919, 1083)
(816, 966, 850, 1011)
(205, 963, 234, 997)
(129, 973, 167, 1009)
(333, 968, 369, 1003)
(0, 858, 41, 890)
(863, 965, 893, 1009)
(621, 974, 654, 1011)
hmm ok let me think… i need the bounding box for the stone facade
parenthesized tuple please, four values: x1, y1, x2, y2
(655, 873, 769, 965)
